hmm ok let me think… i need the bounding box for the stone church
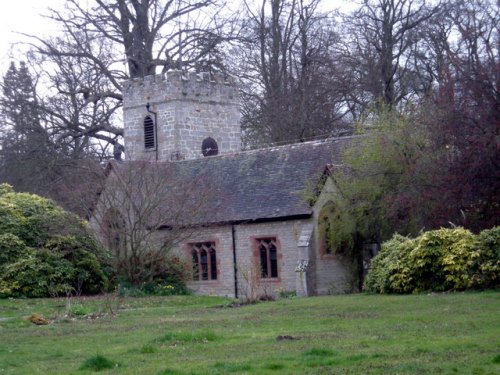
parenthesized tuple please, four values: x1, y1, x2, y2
(95, 70, 363, 298)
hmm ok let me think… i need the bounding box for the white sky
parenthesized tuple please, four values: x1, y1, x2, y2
(0, 0, 351, 74)
(0, 0, 65, 70)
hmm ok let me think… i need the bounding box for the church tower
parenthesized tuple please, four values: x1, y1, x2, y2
(122, 71, 241, 161)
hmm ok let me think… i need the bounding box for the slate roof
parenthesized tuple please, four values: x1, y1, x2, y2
(112, 136, 359, 226)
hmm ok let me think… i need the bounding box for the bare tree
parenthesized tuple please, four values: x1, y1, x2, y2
(90, 160, 215, 285)
(31, 0, 236, 82)
(33, 47, 124, 160)
(237, 0, 351, 147)
(419, 0, 500, 230)
(340, 0, 440, 109)
(21, 0, 237, 156)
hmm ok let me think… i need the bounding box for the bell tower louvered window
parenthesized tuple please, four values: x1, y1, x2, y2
(143, 115, 156, 149)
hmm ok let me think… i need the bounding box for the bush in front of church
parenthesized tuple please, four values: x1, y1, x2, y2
(0, 183, 110, 298)
(364, 227, 499, 293)
(117, 255, 191, 297)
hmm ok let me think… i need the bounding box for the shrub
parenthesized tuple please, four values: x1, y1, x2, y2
(0, 190, 63, 247)
(364, 227, 499, 293)
(472, 226, 500, 288)
(439, 228, 479, 290)
(44, 236, 109, 295)
(155, 255, 191, 294)
(0, 183, 13, 195)
(0, 233, 33, 269)
(364, 234, 416, 293)
(79, 355, 118, 371)
(411, 228, 477, 292)
(0, 184, 111, 298)
(0, 251, 75, 298)
(0, 199, 27, 240)
(144, 254, 191, 295)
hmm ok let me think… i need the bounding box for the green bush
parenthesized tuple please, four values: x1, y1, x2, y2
(0, 190, 62, 247)
(365, 227, 500, 293)
(0, 184, 110, 298)
(409, 228, 477, 291)
(0, 233, 33, 269)
(117, 255, 191, 297)
(0, 251, 75, 298)
(364, 234, 416, 293)
(152, 255, 191, 294)
(79, 355, 118, 371)
(44, 236, 109, 295)
(0, 199, 27, 240)
(472, 226, 500, 288)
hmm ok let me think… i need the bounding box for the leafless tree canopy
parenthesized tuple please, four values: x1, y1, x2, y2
(237, 0, 353, 147)
(91, 161, 216, 284)
(40, 0, 232, 79)
(18, 0, 236, 158)
(0, 0, 498, 231)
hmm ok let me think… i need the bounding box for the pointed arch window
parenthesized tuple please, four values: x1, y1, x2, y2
(191, 242, 217, 281)
(256, 238, 278, 279)
(144, 115, 156, 149)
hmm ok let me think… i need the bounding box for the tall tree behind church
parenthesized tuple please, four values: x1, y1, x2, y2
(238, 0, 352, 147)
(339, 0, 441, 111)
(27, 0, 235, 155)
(0, 62, 54, 193)
(0, 62, 104, 217)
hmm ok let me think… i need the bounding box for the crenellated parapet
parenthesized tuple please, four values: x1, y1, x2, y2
(122, 70, 239, 109)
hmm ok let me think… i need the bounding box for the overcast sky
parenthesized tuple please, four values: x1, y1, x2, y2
(0, 0, 350, 74)
(0, 1, 64, 70)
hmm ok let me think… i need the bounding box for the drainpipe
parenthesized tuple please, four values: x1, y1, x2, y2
(231, 224, 238, 299)
(146, 100, 158, 161)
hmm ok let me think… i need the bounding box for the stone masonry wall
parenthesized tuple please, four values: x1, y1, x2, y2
(122, 71, 241, 162)
(168, 219, 310, 298)
(234, 220, 307, 299)
(311, 178, 357, 294)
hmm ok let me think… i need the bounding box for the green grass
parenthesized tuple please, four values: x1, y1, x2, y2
(0, 292, 499, 374)
(79, 355, 119, 371)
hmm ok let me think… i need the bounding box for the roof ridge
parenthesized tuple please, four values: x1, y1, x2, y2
(118, 135, 361, 165)
(169, 134, 362, 164)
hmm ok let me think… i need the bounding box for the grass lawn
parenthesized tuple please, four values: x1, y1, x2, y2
(0, 292, 499, 374)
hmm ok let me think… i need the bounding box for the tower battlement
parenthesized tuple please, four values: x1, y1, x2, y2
(122, 71, 239, 110)
(122, 70, 241, 162)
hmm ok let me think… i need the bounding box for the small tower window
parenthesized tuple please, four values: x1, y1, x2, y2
(144, 115, 156, 149)
(202, 137, 218, 157)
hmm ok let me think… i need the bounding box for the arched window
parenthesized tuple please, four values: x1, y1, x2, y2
(201, 137, 218, 156)
(209, 248, 217, 280)
(143, 115, 156, 149)
(319, 202, 336, 256)
(190, 242, 217, 281)
(200, 249, 208, 280)
(256, 238, 278, 279)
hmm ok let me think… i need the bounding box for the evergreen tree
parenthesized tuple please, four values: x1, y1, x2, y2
(0, 61, 55, 192)
(0, 62, 101, 217)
